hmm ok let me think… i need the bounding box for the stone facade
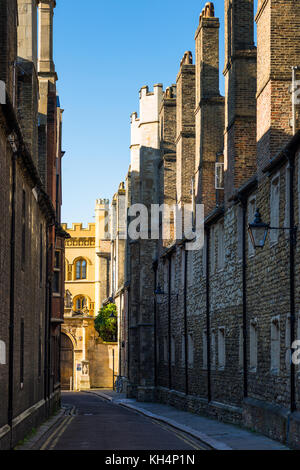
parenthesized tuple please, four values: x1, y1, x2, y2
(61, 200, 116, 391)
(0, 0, 67, 449)
(110, 0, 300, 449)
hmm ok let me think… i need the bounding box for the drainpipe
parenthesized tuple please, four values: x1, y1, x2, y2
(127, 286, 131, 384)
(205, 228, 211, 403)
(240, 196, 248, 398)
(44, 226, 48, 404)
(48, 241, 53, 414)
(8, 152, 17, 448)
(153, 263, 158, 387)
(44, 223, 54, 417)
(290, 69, 298, 414)
(183, 249, 189, 396)
(168, 257, 172, 391)
(287, 151, 296, 413)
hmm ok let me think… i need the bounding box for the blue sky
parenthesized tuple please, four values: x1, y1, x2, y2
(55, 0, 257, 226)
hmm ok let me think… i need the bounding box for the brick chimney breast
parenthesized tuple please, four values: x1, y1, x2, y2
(223, 0, 257, 204)
(194, 3, 224, 214)
(256, 0, 300, 174)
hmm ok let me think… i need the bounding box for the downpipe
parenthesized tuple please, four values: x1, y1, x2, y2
(8, 152, 17, 449)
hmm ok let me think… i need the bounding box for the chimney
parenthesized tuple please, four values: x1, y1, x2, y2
(224, 0, 257, 202)
(256, 0, 300, 173)
(159, 85, 177, 246)
(37, 0, 56, 78)
(176, 51, 195, 208)
(17, 0, 39, 164)
(17, 0, 38, 68)
(195, 2, 224, 215)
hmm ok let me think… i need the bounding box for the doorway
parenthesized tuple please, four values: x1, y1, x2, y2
(61, 333, 74, 390)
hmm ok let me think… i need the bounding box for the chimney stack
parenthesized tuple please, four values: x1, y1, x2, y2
(224, 0, 257, 202)
(37, 0, 56, 78)
(17, 0, 38, 68)
(176, 51, 195, 208)
(194, 2, 224, 215)
(256, 0, 300, 173)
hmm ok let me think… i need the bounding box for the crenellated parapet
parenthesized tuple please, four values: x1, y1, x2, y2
(61, 223, 96, 237)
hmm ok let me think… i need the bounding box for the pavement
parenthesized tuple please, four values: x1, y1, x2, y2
(89, 389, 290, 451)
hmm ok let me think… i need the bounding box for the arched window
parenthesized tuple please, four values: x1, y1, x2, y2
(75, 296, 86, 312)
(75, 259, 87, 280)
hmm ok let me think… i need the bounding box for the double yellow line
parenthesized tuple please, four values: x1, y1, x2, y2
(40, 413, 74, 450)
(150, 419, 208, 451)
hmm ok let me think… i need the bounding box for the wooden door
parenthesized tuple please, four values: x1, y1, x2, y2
(61, 333, 73, 390)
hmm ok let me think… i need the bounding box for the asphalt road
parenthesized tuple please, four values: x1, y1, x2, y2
(39, 392, 207, 451)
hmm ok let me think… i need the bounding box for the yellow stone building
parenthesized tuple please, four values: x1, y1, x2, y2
(61, 200, 118, 391)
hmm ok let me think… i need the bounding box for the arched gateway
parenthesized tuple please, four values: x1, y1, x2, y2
(60, 333, 74, 390)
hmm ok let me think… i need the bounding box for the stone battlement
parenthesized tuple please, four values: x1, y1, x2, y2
(61, 223, 96, 237)
(96, 198, 109, 206)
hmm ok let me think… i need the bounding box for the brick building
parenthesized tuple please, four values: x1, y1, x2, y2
(0, 0, 67, 449)
(114, 0, 300, 448)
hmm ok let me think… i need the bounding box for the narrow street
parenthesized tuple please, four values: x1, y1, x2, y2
(37, 392, 208, 451)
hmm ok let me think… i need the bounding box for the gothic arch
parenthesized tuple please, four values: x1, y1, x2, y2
(71, 255, 93, 266)
(61, 328, 77, 349)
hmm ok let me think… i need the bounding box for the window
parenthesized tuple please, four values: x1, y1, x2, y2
(248, 197, 256, 257)
(211, 330, 216, 370)
(181, 336, 186, 365)
(21, 190, 26, 270)
(171, 255, 176, 293)
(217, 223, 225, 271)
(163, 336, 168, 364)
(210, 227, 215, 274)
(163, 261, 168, 291)
(285, 316, 291, 371)
(203, 331, 208, 370)
(271, 316, 280, 374)
(38, 322, 42, 378)
(237, 205, 243, 261)
(188, 334, 194, 368)
(40, 225, 43, 286)
(270, 174, 280, 244)
(191, 176, 196, 228)
(215, 162, 224, 190)
(285, 165, 291, 238)
(171, 336, 176, 366)
(75, 296, 86, 312)
(298, 155, 300, 224)
(250, 320, 258, 372)
(20, 318, 24, 389)
(76, 259, 87, 280)
(181, 249, 185, 288)
(218, 327, 226, 370)
(0, 340, 5, 365)
(53, 251, 61, 294)
(187, 250, 194, 286)
(202, 235, 207, 278)
(239, 325, 244, 369)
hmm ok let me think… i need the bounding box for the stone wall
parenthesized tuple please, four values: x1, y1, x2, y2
(122, 0, 300, 449)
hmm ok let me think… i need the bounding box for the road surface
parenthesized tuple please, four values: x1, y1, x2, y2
(37, 391, 208, 451)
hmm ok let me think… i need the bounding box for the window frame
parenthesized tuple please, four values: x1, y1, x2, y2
(75, 258, 87, 280)
(53, 250, 61, 295)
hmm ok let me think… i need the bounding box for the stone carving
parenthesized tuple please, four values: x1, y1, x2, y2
(65, 289, 73, 308)
(82, 362, 89, 376)
(180, 51, 193, 67)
